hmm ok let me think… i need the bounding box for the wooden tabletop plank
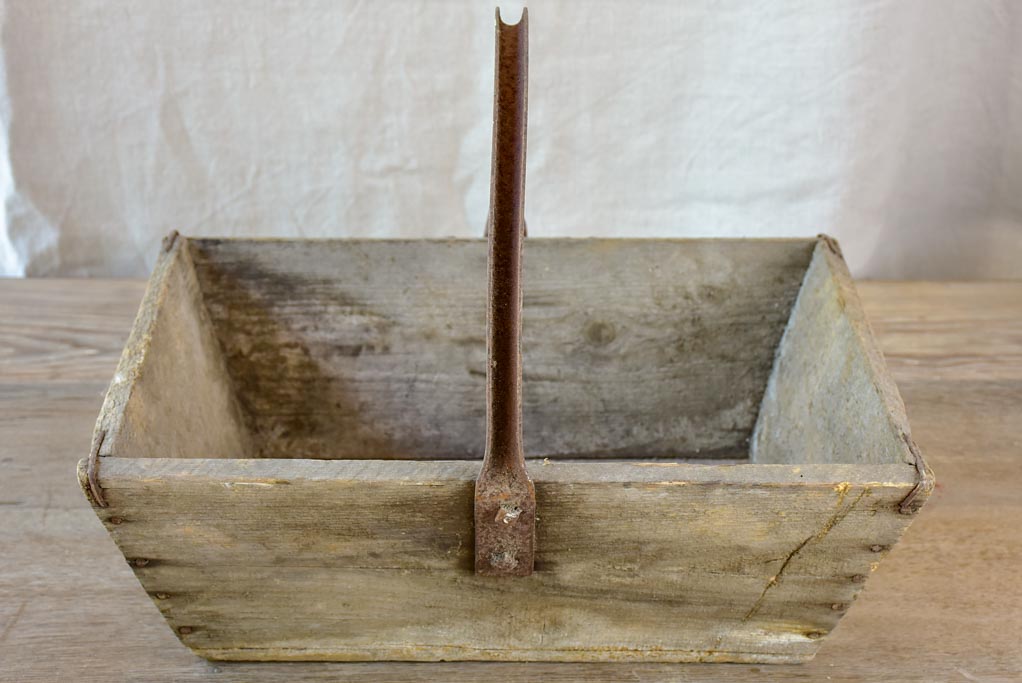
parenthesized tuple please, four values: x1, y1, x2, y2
(1, 279, 1019, 681)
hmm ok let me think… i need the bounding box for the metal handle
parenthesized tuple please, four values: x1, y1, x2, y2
(474, 6, 535, 577)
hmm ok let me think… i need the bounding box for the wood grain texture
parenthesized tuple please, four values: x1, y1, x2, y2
(0, 279, 1019, 679)
(70, 237, 927, 662)
(753, 241, 919, 467)
(187, 238, 815, 459)
(76, 237, 925, 662)
(78, 457, 915, 662)
(94, 238, 251, 460)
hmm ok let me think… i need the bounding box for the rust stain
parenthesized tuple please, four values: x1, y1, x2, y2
(474, 8, 535, 577)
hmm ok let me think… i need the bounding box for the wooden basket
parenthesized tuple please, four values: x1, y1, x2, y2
(78, 233, 931, 663)
(77, 8, 931, 664)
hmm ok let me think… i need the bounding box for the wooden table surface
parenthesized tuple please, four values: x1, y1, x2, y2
(1, 279, 1019, 682)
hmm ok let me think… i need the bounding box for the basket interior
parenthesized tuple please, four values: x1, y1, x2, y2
(182, 238, 815, 461)
(99, 237, 910, 467)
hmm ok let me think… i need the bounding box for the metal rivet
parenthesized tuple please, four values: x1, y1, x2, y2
(805, 631, 825, 640)
(155, 592, 170, 600)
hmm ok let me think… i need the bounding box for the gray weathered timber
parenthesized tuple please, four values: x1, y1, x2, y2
(187, 238, 814, 460)
(752, 239, 921, 467)
(78, 235, 930, 663)
(79, 457, 917, 663)
(93, 238, 251, 460)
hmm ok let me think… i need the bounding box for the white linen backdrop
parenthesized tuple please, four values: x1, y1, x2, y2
(1, 0, 1020, 278)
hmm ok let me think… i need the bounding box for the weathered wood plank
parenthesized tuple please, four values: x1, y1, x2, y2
(95, 238, 251, 459)
(187, 238, 815, 459)
(77, 456, 917, 662)
(753, 240, 918, 467)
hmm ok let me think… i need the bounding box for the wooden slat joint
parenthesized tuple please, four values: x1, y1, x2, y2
(162, 230, 180, 253)
(898, 432, 933, 515)
(817, 232, 843, 258)
(86, 429, 108, 508)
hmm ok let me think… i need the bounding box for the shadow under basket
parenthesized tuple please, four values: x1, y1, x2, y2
(78, 235, 932, 663)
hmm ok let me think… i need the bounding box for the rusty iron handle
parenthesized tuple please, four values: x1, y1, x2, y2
(474, 7, 535, 577)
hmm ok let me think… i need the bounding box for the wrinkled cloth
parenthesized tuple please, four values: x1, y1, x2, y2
(1, 0, 1020, 278)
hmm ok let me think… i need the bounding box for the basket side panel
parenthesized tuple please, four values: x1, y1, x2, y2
(99, 237, 252, 459)
(753, 237, 918, 467)
(85, 458, 917, 663)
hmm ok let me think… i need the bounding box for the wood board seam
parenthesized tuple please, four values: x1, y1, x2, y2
(897, 433, 935, 515)
(85, 429, 108, 507)
(748, 241, 816, 464)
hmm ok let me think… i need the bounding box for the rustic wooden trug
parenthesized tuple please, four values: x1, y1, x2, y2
(76, 8, 932, 665)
